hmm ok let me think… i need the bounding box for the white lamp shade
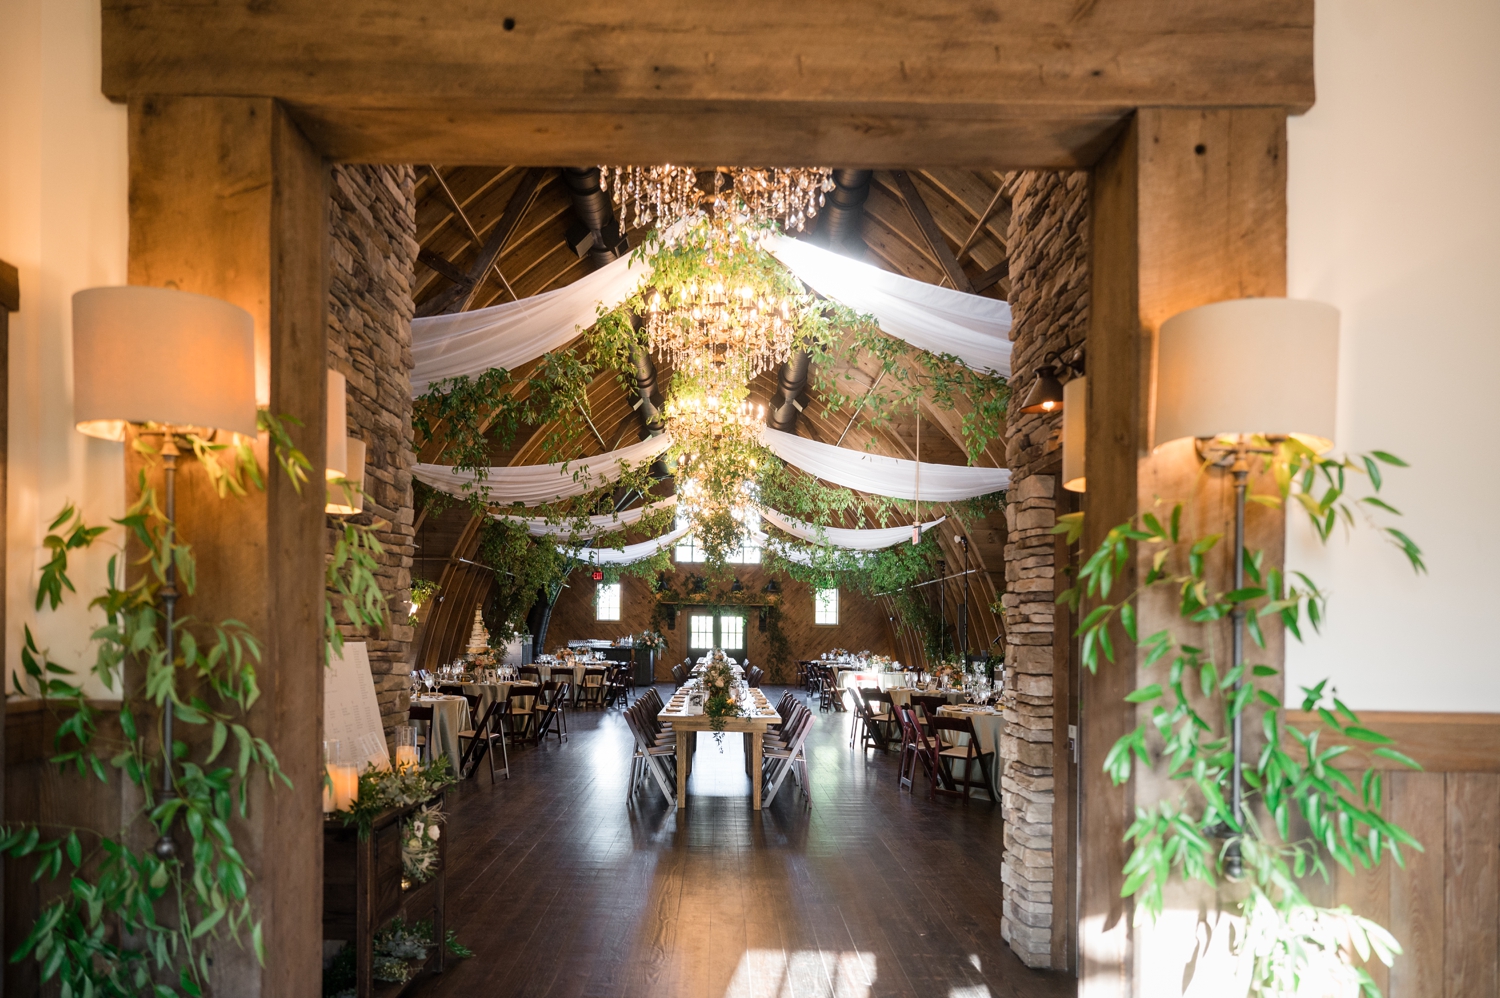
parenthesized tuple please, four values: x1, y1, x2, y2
(326, 438, 366, 515)
(72, 286, 257, 441)
(326, 370, 348, 480)
(1154, 297, 1339, 453)
(1062, 376, 1086, 493)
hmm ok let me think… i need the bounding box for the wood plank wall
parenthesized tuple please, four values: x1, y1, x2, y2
(1289, 711, 1500, 994)
(545, 564, 897, 683)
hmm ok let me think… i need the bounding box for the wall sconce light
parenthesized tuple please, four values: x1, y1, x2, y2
(72, 285, 258, 860)
(326, 437, 366, 514)
(1061, 375, 1087, 492)
(1018, 359, 1064, 414)
(1154, 296, 1339, 872)
(326, 369, 348, 480)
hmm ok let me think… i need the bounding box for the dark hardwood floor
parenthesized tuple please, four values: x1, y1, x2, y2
(410, 686, 1073, 998)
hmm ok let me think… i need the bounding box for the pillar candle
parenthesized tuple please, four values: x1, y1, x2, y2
(331, 764, 360, 811)
(394, 745, 420, 769)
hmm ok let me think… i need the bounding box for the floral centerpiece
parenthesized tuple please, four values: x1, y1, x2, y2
(636, 630, 667, 654)
(701, 655, 743, 734)
(931, 657, 966, 690)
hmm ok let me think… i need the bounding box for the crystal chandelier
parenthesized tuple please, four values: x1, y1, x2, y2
(599, 165, 835, 232)
(646, 279, 797, 397)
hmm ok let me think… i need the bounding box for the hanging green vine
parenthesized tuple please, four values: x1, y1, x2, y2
(1058, 439, 1422, 997)
(5, 484, 290, 997)
(0, 411, 378, 998)
(475, 518, 568, 646)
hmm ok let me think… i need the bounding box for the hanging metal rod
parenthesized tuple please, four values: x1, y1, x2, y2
(872, 568, 978, 597)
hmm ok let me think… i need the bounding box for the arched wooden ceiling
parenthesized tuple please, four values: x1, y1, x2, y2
(410, 165, 1015, 669)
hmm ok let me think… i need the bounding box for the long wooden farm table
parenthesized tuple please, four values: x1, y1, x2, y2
(658, 695, 780, 810)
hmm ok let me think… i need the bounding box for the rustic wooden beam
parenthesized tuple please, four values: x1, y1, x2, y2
(1083, 107, 1288, 996)
(0, 259, 17, 312)
(891, 170, 975, 293)
(127, 95, 328, 996)
(971, 261, 1008, 295)
(416, 248, 469, 287)
(453, 167, 546, 313)
(100, 2, 1312, 166)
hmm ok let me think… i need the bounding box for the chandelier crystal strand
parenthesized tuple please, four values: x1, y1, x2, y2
(599, 165, 834, 231)
(599, 165, 699, 230)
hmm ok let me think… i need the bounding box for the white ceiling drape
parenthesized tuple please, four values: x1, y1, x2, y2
(760, 507, 944, 550)
(565, 525, 693, 565)
(491, 496, 677, 538)
(764, 235, 1013, 376)
(409, 251, 649, 394)
(412, 434, 671, 506)
(410, 232, 1014, 394)
(759, 427, 1010, 501)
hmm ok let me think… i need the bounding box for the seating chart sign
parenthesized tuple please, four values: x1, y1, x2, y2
(324, 642, 390, 771)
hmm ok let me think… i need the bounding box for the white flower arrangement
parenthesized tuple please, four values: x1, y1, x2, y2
(401, 803, 445, 885)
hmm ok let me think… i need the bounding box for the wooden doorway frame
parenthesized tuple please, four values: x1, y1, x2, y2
(99, 6, 1310, 995)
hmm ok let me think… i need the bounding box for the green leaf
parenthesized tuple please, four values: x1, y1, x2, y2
(1372, 747, 1423, 770)
(1126, 684, 1164, 703)
(1120, 602, 1137, 642)
(1344, 726, 1395, 745)
(1371, 450, 1409, 467)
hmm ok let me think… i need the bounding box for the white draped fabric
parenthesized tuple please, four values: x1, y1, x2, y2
(759, 427, 1010, 501)
(765, 235, 1013, 376)
(412, 435, 671, 506)
(761, 508, 944, 550)
(566, 525, 693, 565)
(492, 497, 677, 539)
(409, 231, 1014, 394)
(409, 251, 648, 394)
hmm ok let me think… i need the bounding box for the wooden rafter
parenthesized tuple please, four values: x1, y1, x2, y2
(891, 169, 974, 293)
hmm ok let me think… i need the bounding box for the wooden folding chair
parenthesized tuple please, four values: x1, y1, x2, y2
(930, 715, 997, 804)
(457, 697, 510, 782)
(762, 707, 812, 807)
(625, 703, 677, 806)
(534, 680, 569, 744)
(407, 703, 434, 763)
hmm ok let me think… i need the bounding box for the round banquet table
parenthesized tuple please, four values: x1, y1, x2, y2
(886, 687, 965, 708)
(936, 704, 1005, 800)
(454, 680, 540, 718)
(411, 694, 471, 773)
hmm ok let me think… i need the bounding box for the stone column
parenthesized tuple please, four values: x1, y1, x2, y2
(326, 164, 419, 737)
(999, 171, 1090, 970)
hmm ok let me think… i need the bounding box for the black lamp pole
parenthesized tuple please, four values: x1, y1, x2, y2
(155, 431, 181, 860)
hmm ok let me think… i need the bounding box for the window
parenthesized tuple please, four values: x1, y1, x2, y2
(673, 510, 763, 564)
(814, 587, 840, 625)
(719, 614, 745, 651)
(689, 614, 715, 650)
(595, 582, 621, 621)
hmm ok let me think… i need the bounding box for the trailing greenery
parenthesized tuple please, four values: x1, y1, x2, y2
(326, 515, 389, 660)
(4, 483, 291, 997)
(806, 311, 1010, 463)
(337, 756, 456, 839)
(476, 518, 569, 646)
(1056, 438, 1423, 997)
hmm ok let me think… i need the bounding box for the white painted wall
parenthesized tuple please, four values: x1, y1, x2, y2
(1, 0, 129, 698)
(1285, 0, 1500, 712)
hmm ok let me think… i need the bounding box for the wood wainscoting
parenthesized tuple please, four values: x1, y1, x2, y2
(1286, 710, 1500, 996)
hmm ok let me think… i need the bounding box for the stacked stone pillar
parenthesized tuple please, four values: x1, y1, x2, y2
(326, 164, 420, 735)
(998, 171, 1090, 968)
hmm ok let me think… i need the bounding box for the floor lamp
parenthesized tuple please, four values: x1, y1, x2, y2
(1154, 297, 1340, 872)
(73, 286, 260, 857)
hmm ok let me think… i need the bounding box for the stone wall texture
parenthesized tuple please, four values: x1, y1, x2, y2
(998, 170, 1090, 969)
(326, 164, 420, 736)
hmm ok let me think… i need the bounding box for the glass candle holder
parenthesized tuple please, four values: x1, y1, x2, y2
(322, 739, 339, 813)
(394, 724, 420, 770)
